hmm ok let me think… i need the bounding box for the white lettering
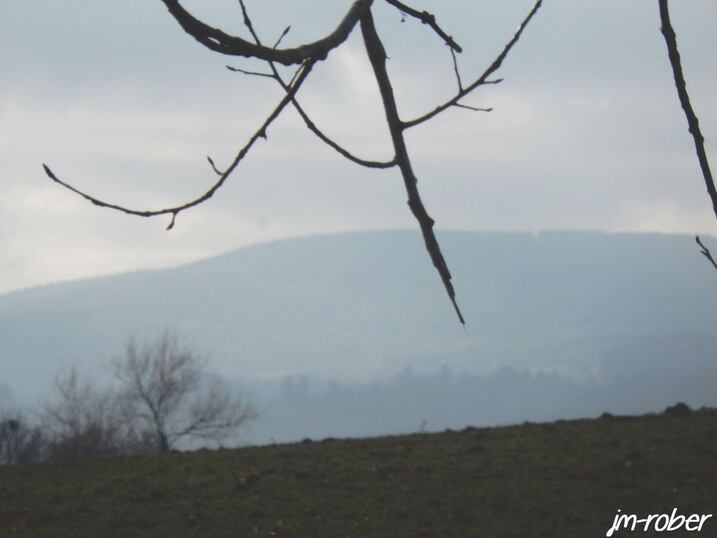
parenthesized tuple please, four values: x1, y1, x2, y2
(606, 511, 637, 536)
(686, 514, 701, 531)
(606, 509, 711, 535)
(667, 508, 685, 531)
(653, 514, 669, 532)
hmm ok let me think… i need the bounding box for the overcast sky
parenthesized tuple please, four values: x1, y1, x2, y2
(1, 0, 716, 295)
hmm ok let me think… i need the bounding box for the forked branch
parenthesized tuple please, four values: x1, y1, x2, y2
(231, 0, 396, 170)
(695, 236, 717, 272)
(404, 0, 543, 129)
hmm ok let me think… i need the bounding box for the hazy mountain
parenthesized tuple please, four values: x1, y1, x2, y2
(2, 230, 716, 438)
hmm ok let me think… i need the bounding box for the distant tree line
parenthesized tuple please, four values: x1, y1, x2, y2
(0, 330, 256, 465)
(254, 361, 716, 443)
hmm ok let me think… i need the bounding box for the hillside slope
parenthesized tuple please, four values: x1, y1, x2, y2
(1, 408, 715, 537)
(2, 231, 717, 433)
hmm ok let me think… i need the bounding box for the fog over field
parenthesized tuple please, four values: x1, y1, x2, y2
(2, 231, 715, 444)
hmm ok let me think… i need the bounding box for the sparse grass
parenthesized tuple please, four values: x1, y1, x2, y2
(1, 408, 715, 537)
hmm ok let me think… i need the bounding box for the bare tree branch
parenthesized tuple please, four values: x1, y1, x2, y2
(450, 48, 464, 92)
(225, 65, 274, 78)
(43, 59, 316, 229)
(404, 0, 543, 129)
(273, 26, 291, 49)
(160, 0, 373, 65)
(41, 3, 547, 325)
(361, 10, 465, 325)
(658, 0, 717, 220)
(41, 367, 129, 460)
(206, 156, 224, 176)
(232, 0, 397, 170)
(383, 0, 462, 53)
(454, 103, 493, 113)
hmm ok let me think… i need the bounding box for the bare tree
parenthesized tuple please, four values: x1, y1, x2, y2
(115, 330, 257, 452)
(42, 0, 544, 324)
(38, 334, 254, 459)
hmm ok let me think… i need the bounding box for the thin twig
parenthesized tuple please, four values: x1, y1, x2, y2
(454, 103, 492, 113)
(286, 64, 304, 89)
(225, 65, 274, 78)
(238, 0, 260, 42)
(236, 0, 396, 170)
(659, 0, 717, 220)
(450, 48, 463, 92)
(273, 26, 291, 49)
(44, 61, 316, 226)
(383, 0, 462, 53)
(207, 156, 223, 176)
(404, 0, 542, 129)
(696, 236, 717, 271)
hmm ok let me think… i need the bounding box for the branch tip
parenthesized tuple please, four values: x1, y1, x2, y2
(695, 235, 717, 272)
(361, 9, 465, 325)
(207, 156, 222, 176)
(43, 164, 56, 180)
(274, 26, 291, 49)
(384, 0, 462, 53)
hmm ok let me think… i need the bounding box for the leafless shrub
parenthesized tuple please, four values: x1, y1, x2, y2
(41, 368, 131, 461)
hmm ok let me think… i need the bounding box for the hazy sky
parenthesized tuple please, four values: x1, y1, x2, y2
(1, 0, 716, 295)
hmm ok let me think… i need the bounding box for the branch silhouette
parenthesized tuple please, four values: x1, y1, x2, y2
(384, 0, 462, 53)
(44, 60, 316, 230)
(659, 0, 715, 219)
(160, 0, 373, 64)
(42, 0, 544, 324)
(404, 0, 543, 129)
(230, 0, 396, 170)
(361, 9, 465, 324)
(695, 236, 717, 272)
(659, 0, 716, 268)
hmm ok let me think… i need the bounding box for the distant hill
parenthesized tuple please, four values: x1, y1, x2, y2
(2, 230, 716, 420)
